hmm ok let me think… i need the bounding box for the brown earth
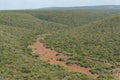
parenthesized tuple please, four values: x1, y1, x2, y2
(28, 38, 98, 77)
(113, 68, 120, 80)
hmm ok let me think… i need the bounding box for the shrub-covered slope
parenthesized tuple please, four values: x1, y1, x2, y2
(0, 16, 92, 80)
(0, 9, 120, 80)
(26, 9, 120, 26)
(43, 14, 120, 79)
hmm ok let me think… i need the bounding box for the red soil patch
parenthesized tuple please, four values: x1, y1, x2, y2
(28, 39, 97, 77)
(113, 68, 120, 80)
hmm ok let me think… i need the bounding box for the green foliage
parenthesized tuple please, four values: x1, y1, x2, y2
(0, 9, 120, 80)
(26, 9, 120, 26)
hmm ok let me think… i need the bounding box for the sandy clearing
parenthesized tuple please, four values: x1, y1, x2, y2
(28, 39, 98, 77)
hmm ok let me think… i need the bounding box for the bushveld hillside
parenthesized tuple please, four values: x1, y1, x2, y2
(0, 9, 120, 80)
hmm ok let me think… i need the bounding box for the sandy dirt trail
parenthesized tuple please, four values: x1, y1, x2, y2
(28, 39, 97, 77)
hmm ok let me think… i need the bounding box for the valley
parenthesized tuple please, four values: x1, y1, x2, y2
(0, 8, 120, 80)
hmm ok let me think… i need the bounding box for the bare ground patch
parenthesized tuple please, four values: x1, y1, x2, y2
(28, 39, 98, 77)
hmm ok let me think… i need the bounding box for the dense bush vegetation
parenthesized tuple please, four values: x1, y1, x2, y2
(26, 9, 120, 26)
(0, 9, 120, 80)
(43, 14, 120, 79)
